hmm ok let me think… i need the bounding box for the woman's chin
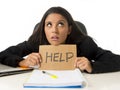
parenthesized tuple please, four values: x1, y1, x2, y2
(50, 42, 61, 46)
(51, 44, 60, 46)
(49, 41, 65, 46)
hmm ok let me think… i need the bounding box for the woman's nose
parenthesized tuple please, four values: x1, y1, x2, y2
(52, 26, 58, 33)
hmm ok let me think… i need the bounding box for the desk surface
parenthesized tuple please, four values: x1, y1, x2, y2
(0, 64, 120, 90)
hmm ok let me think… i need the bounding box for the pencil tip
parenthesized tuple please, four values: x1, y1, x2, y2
(42, 71, 46, 73)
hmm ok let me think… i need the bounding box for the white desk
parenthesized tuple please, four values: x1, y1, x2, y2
(0, 64, 120, 90)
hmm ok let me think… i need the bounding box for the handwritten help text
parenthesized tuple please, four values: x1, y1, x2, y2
(45, 52, 74, 63)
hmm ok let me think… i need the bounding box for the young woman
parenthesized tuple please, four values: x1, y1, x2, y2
(0, 6, 120, 74)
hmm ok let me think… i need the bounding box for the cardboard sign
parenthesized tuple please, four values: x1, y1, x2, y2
(39, 45, 76, 70)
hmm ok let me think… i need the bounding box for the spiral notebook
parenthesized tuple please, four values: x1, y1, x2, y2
(23, 69, 87, 88)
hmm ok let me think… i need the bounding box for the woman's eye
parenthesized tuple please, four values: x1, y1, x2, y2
(46, 23, 52, 27)
(58, 22, 64, 27)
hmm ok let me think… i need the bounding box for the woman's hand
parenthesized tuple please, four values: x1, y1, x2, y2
(19, 53, 41, 68)
(74, 57, 92, 73)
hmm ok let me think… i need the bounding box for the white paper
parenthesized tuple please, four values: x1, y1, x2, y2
(24, 69, 86, 88)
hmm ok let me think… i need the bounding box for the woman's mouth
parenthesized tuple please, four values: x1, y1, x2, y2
(51, 36, 59, 41)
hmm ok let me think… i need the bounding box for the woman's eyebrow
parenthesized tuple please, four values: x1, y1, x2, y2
(45, 20, 66, 24)
(58, 20, 66, 22)
(45, 21, 51, 24)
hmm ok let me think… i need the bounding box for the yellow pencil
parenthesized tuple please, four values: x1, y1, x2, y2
(42, 71, 58, 79)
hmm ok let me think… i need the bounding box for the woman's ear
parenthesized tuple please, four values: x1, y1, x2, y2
(68, 26, 72, 35)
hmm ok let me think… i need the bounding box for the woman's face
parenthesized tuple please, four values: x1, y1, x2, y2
(44, 13, 71, 45)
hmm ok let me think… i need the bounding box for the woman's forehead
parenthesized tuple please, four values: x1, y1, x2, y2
(45, 13, 67, 22)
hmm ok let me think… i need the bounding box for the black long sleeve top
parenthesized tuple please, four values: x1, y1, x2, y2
(0, 36, 120, 74)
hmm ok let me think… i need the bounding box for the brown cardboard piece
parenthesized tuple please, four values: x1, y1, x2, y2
(39, 45, 76, 70)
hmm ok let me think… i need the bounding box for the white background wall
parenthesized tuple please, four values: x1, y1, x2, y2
(0, 0, 120, 54)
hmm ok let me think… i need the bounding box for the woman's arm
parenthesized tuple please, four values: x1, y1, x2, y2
(0, 41, 34, 67)
(77, 36, 120, 73)
(92, 47, 120, 73)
